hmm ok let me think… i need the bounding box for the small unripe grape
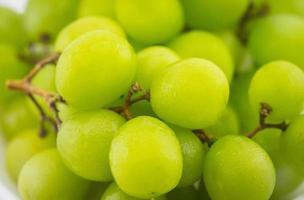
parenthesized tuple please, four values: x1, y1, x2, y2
(56, 30, 137, 110)
(18, 149, 90, 200)
(204, 135, 275, 200)
(169, 31, 234, 81)
(101, 183, 166, 200)
(205, 106, 240, 139)
(78, 0, 115, 18)
(57, 109, 125, 181)
(115, 0, 184, 45)
(24, 0, 80, 41)
(5, 129, 56, 182)
(180, 0, 249, 30)
(136, 46, 179, 90)
(151, 58, 229, 129)
(281, 115, 304, 176)
(171, 125, 205, 187)
(110, 116, 183, 199)
(248, 14, 304, 71)
(167, 186, 199, 200)
(55, 16, 125, 52)
(249, 61, 304, 122)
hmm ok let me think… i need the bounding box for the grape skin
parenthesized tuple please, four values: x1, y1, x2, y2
(78, 0, 115, 18)
(167, 186, 199, 200)
(169, 31, 234, 82)
(249, 60, 304, 122)
(110, 116, 183, 199)
(115, 0, 184, 45)
(55, 30, 137, 110)
(57, 109, 125, 181)
(55, 16, 126, 52)
(151, 58, 229, 129)
(204, 135, 276, 200)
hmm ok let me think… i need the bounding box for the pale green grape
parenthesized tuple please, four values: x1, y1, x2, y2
(267, 0, 304, 17)
(170, 125, 205, 187)
(101, 183, 166, 200)
(56, 30, 137, 110)
(115, 0, 184, 45)
(248, 14, 304, 71)
(0, 7, 26, 47)
(18, 149, 90, 200)
(205, 106, 240, 139)
(0, 45, 29, 105)
(57, 109, 125, 181)
(86, 182, 110, 200)
(169, 31, 234, 81)
(5, 129, 56, 182)
(216, 30, 246, 70)
(24, 0, 80, 41)
(55, 16, 126, 52)
(0, 97, 38, 140)
(78, 0, 115, 18)
(167, 186, 199, 200)
(204, 135, 275, 200)
(249, 61, 304, 122)
(136, 46, 179, 89)
(281, 115, 304, 176)
(151, 58, 229, 129)
(230, 70, 258, 133)
(110, 116, 183, 199)
(57, 103, 82, 122)
(180, 0, 249, 30)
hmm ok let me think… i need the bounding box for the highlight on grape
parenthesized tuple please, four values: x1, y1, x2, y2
(1, 0, 304, 199)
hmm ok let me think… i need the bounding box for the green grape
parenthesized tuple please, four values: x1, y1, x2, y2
(5, 129, 56, 182)
(115, 0, 184, 45)
(253, 129, 302, 199)
(57, 109, 125, 181)
(24, 0, 80, 41)
(0, 97, 38, 140)
(249, 61, 304, 122)
(0, 7, 26, 47)
(216, 30, 246, 70)
(101, 183, 166, 200)
(0, 45, 29, 105)
(86, 182, 110, 200)
(56, 30, 137, 110)
(57, 103, 82, 122)
(109, 116, 183, 199)
(55, 16, 126, 52)
(204, 135, 275, 200)
(169, 31, 234, 81)
(205, 106, 240, 139)
(170, 125, 205, 187)
(267, 0, 304, 17)
(230, 70, 258, 133)
(18, 149, 90, 200)
(129, 100, 156, 117)
(167, 186, 199, 200)
(281, 115, 304, 176)
(198, 181, 211, 200)
(136, 46, 180, 90)
(151, 58, 229, 129)
(248, 14, 304, 70)
(180, 0, 249, 30)
(78, 0, 115, 18)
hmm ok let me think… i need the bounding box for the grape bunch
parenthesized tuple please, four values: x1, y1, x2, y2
(1, 0, 304, 200)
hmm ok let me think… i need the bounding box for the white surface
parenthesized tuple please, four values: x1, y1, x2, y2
(0, 0, 27, 13)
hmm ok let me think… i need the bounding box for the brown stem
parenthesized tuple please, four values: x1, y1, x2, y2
(247, 103, 289, 138)
(193, 129, 213, 147)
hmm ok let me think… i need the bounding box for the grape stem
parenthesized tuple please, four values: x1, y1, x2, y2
(193, 129, 213, 147)
(237, 1, 270, 44)
(247, 103, 289, 138)
(6, 53, 63, 136)
(110, 82, 150, 120)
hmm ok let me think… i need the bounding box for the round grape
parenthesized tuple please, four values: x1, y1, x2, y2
(110, 116, 183, 199)
(78, 0, 115, 18)
(151, 58, 229, 129)
(56, 30, 137, 110)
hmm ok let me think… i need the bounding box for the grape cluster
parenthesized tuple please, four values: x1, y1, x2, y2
(1, 0, 304, 200)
